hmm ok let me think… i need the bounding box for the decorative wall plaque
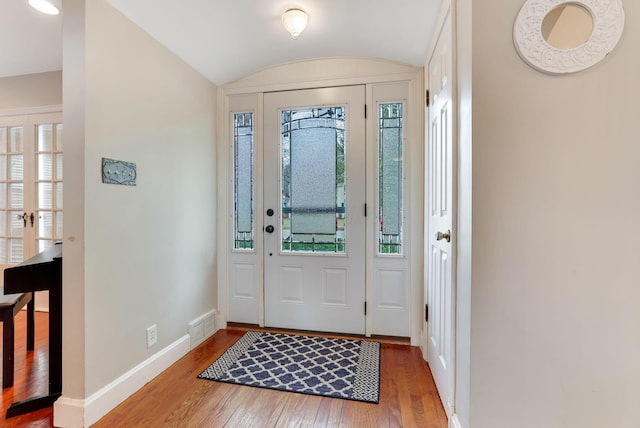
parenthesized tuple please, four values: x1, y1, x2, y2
(102, 158, 137, 186)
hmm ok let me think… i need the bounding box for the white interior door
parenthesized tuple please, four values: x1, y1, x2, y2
(263, 86, 366, 334)
(0, 112, 63, 311)
(426, 11, 455, 416)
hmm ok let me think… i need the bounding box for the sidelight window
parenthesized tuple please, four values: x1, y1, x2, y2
(233, 112, 254, 250)
(378, 102, 403, 255)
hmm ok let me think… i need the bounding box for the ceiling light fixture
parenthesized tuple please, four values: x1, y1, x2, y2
(28, 0, 61, 15)
(282, 8, 308, 39)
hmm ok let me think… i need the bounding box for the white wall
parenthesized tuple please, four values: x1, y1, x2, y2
(469, 1, 640, 427)
(0, 71, 62, 111)
(60, 0, 217, 414)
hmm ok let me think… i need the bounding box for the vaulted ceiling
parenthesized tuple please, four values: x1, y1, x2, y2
(2, 0, 443, 85)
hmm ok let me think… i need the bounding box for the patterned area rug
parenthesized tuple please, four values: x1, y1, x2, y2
(198, 331, 380, 403)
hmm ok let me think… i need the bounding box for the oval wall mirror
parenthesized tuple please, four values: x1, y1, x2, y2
(514, 0, 625, 74)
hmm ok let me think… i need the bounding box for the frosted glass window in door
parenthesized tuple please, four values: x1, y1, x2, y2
(233, 113, 254, 250)
(281, 107, 345, 253)
(378, 103, 403, 254)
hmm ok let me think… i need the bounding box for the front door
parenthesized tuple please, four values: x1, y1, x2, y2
(263, 86, 366, 334)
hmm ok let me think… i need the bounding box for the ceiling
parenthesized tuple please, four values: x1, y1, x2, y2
(2, 0, 443, 86)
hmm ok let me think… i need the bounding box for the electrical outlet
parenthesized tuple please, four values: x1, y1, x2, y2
(146, 324, 157, 348)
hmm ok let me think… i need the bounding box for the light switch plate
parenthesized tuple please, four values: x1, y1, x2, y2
(102, 158, 137, 186)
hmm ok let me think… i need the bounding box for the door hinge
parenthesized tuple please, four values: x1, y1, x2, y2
(364, 301, 367, 316)
(425, 303, 429, 323)
(364, 203, 367, 217)
(426, 89, 430, 107)
(364, 104, 367, 119)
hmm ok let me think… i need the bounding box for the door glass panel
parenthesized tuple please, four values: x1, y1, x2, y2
(10, 184, 23, 208)
(39, 153, 53, 180)
(38, 183, 52, 209)
(37, 124, 53, 151)
(39, 211, 53, 238)
(378, 103, 403, 254)
(233, 112, 254, 250)
(9, 155, 23, 181)
(281, 107, 345, 253)
(55, 212, 63, 237)
(10, 212, 23, 235)
(56, 154, 63, 179)
(56, 182, 63, 208)
(9, 128, 23, 153)
(9, 238, 23, 264)
(0, 156, 6, 181)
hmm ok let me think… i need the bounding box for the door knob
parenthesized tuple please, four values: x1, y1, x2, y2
(16, 212, 27, 227)
(265, 225, 275, 233)
(436, 230, 451, 243)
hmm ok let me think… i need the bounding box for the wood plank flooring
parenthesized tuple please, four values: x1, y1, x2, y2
(95, 328, 448, 427)
(1, 316, 448, 427)
(1, 311, 53, 428)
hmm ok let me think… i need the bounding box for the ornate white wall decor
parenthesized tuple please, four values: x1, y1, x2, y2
(513, 0, 625, 74)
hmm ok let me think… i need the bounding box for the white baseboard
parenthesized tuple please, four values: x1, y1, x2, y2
(450, 413, 463, 428)
(53, 335, 191, 428)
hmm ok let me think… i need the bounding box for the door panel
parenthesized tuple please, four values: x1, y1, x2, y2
(426, 11, 455, 416)
(264, 86, 366, 334)
(369, 83, 411, 337)
(227, 95, 261, 325)
(0, 112, 63, 311)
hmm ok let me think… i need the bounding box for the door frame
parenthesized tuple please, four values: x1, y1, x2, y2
(217, 58, 425, 343)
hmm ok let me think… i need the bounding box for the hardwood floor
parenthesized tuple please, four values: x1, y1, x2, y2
(95, 328, 447, 427)
(1, 311, 53, 427)
(2, 317, 447, 427)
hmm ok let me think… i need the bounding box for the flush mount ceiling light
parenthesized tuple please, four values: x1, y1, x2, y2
(282, 8, 308, 39)
(28, 0, 61, 15)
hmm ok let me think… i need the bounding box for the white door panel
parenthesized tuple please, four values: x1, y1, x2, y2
(426, 11, 455, 416)
(369, 83, 411, 337)
(264, 86, 366, 334)
(227, 95, 261, 324)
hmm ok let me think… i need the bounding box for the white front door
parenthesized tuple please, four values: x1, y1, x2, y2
(426, 10, 455, 416)
(263, 86, 366, 334)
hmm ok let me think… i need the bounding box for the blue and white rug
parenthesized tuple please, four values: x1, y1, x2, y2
(198, 331, 380, 403)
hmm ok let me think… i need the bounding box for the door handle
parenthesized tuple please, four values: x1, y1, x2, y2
(16, 212, 27, 228)
(436, 230, 451, 243)
(29, 212, 35, 227)
(265, 225, 275, 234)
